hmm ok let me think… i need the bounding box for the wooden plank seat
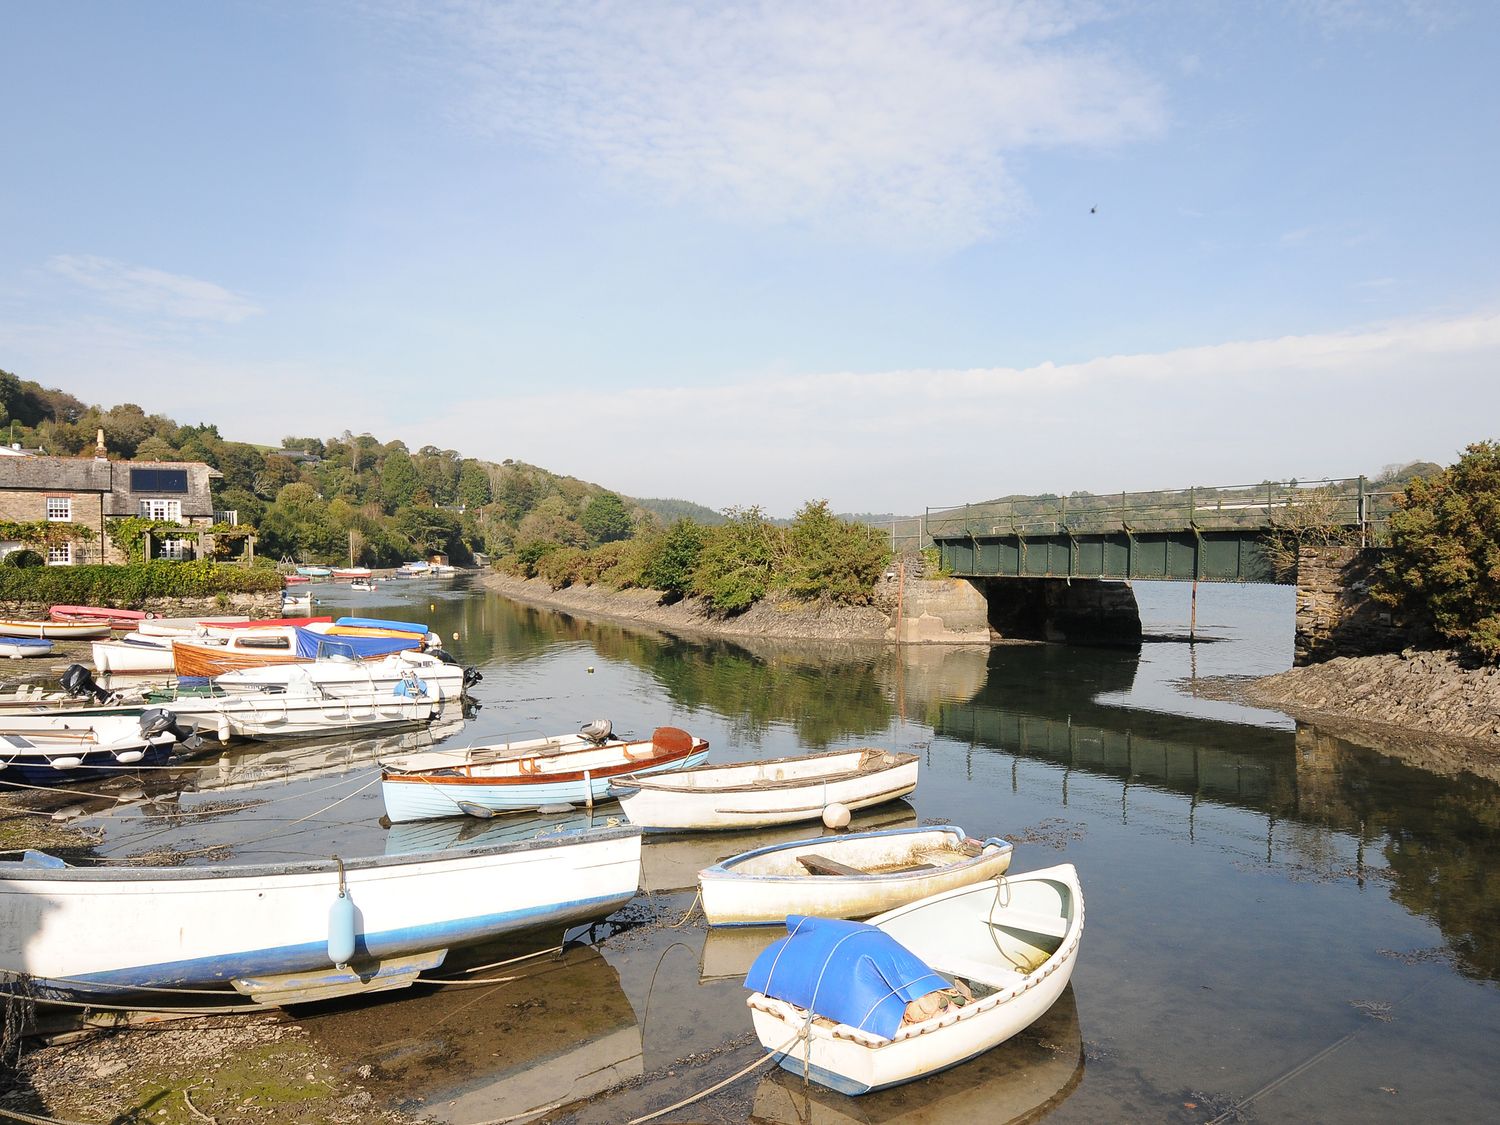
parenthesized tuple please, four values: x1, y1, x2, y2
(980, 910, 1068, 940)
(797, 854, 868, 877)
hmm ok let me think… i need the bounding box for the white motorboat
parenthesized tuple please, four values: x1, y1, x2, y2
(699, 825, 1013, 926)
(746, 864, 1084, 1095)
(0, 824, 642, 1005)
(0, 710, 200, 787)
(610, 748, 919, 831)
(214, 648, 476, 701)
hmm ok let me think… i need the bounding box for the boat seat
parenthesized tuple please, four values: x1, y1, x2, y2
(797, 854, 867, 877)
(980, 910, 1068, 940)
(934, 956, 1027, 991)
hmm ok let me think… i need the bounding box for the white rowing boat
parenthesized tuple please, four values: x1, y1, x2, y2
(380, 724, 710, 823)
(610, 747, 919, 831)
(699, 825, 1013, 926)
(746, 864, 1084, 1096)
(0, 824, 643, 1005)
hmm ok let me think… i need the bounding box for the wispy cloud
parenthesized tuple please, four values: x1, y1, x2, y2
(410, 1, 1166, 248)
(423, 307, 1500, 512)
(46, 255, 261, 324)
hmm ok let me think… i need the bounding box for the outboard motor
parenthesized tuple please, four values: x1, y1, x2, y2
(139, 708, 204, 753)
(462, 666, 482, 688)
(61, 664, 114, 704)
(579, 719, 613, 745)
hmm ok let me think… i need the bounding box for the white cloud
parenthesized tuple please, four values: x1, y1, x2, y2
(46, 256, 261, 324)
(422, 307, 1500, 513)
(413, 0, 1165, 247)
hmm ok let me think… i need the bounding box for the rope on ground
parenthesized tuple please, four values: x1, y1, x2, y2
(0, 1105, 100, 1125)
(626, 1046, 782, 1125)
(669, 889, 702, 928)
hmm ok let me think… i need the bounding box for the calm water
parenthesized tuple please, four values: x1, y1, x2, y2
(78, 578, 1500, 1123)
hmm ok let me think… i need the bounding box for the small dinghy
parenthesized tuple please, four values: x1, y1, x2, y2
(380, 723, 710, 823)
(611, 747, 918, 831)
(0, 637, 53, 660)
(0, 710, 201, 786)
(745, 864, 1083, 1096)
(700, 825, 1013, 926)
(91, 634, 173, 673)
(0, 618, 111, 639)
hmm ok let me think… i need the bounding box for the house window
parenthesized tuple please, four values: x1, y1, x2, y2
(46, 497, 72, 521)
(139, 499, 183, 522)
(47, 543, 73, 566)
(159, 538, 192, 560)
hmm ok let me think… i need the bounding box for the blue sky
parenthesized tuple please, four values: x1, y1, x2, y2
(1, 1, 1496, 515)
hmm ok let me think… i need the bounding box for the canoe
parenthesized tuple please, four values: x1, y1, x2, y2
(0, 618, 112, 639)
(0, 824, 643, 1004)
(610, 747, 919, 831)
(91, 635, 174, 674)
(700, 825, 1014, 926)
(0, 711, 200, 787)
(0, 637, 53, 660)
(745, 864, 1084, 1096)
(380, 726, 711, 823)
(50, 605, 146, 625)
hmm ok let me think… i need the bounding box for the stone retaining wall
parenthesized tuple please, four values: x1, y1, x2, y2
(1294, 547, 1408, 664)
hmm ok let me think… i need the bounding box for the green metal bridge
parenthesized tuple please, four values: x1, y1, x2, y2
(928, 477, 1399, 583)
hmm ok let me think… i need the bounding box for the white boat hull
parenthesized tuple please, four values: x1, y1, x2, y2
(614, 750, 919, 831)
(91, 637, 174, 673)
(0, 827, 642, 999)
(747, 864, 1084, 1095)
(700, 826, 1013, 926)
(167, 690, 441, 742)
(214, 651, 469, 702)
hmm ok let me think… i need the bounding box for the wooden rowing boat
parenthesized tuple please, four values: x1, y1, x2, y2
(699, 825, 1013, 926)
(746, 864, 1084, 1095)
(610, 748, 919, 831)
(380, 726, 710, 822)
(0, 618, 112, 639)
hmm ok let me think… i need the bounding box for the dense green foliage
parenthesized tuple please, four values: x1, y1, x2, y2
(0, 560, 281, 604)
(503, 500, 891, 615)
(1375, 441, 1500, 662)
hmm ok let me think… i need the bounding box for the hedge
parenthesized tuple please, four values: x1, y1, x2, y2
(0, 561, 283, 605)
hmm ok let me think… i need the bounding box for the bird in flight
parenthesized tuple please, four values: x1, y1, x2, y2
(1090, 205, 1098, 214)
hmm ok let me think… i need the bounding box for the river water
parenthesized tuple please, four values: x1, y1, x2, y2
(80, 577, 1500, 1123)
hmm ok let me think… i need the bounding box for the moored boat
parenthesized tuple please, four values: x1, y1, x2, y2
(745, 864, 1084, 1096)
(295, 565, 333, 577)
(611, 747, 919, 831)
(700, 825, 1013, 926)
(0, 824, 643, 1005)
(170, 619, 429, 678)
(0, 637, 53, 660)
(331, 566, 373, 580)
(214, 648, 476, 701)
(0, 710, 200, 786)
(380, 724, 710, 823)
(91, 634, 174, 674)
(0, 618, 112, 639)
(50, 605, 147, 626)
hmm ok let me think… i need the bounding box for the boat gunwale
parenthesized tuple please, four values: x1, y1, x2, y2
(383, 737, 708, 787)
(0, 823, 643, 883)
(613, 748, 916, 796)
(700, 825, 1012, 883)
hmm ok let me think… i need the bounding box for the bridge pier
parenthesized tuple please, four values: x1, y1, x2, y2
(972, 577, 1143, 647)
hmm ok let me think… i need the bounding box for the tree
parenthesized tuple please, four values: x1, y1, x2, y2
(692, 506, 780, 614)
(457, 461, 492, 511)
(380, 449, 419, 511)
(1374, 442, 1500, 663)
(134, 435, 179, 461)
(638, 519, 707, 601)
(581, 492, 632, 545)
(783, 500, 891, 604)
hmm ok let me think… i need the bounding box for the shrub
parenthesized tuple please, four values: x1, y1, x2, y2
(692, 507, 780, 615)
(0, 561, 282, 605)
(782, 500, 890, 604)
(638, 520, 708, 602)
(1374, 440, 1500, 662)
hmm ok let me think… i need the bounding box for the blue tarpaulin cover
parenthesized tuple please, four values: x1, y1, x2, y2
(744, 915, 949, 1040)
(294, 629, 422, 660)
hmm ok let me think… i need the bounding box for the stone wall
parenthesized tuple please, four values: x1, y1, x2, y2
(1294, 546, 1408, 664)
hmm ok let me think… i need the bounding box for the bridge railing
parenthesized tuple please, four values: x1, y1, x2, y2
(926, 477, 1403, 542)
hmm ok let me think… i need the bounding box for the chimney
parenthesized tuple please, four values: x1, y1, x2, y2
(95, 427, 107, 460)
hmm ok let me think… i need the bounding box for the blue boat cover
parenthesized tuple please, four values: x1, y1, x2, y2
(295, 629, 421, 660)
(335, 616, 430, 636)
(744, 915, 949, 1040)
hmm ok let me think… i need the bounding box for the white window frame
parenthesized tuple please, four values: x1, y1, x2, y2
(47, 543, 73, 566)
(46, 497, 72, 522)
(138, 498, 183, 522)
(159, 537, 192, 561)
